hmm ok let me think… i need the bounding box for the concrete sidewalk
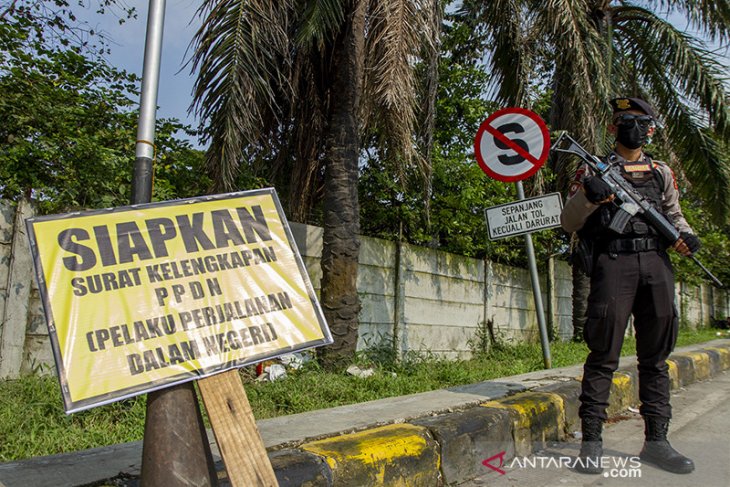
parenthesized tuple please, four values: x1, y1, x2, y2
(2, 339, 729, 487)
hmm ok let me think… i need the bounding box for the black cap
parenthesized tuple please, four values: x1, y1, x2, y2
(609, 97, 656, 119)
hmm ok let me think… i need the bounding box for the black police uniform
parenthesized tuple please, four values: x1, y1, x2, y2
(577, 152, 677, 421)
(561, 97, 697, 475)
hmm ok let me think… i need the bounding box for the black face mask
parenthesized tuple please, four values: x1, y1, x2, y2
(616, 121, 650, 149)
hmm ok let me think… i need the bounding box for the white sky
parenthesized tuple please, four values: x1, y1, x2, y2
(78, 0, 203, 145)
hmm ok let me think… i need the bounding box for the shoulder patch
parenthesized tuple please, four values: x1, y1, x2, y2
(653, 159, 679, 190)
(669, 166, 679, 190)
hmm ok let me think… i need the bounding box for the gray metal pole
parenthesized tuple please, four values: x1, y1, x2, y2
(132, 0, 165, 204)
(516, 181, 552, 369)
(134, 1, 217, 485)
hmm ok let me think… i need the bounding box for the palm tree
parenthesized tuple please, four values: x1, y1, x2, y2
(188, 0, 439, 367)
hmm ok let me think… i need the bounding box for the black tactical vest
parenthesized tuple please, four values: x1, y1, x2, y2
(580, 153, 666, 242)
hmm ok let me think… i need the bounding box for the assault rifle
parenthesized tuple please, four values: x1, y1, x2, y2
(551, 132, 723, 288)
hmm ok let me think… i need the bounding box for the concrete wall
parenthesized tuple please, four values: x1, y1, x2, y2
(1, 201, 728, 378)
(289, 223, 576, 359)
(0, 199, 54, 379)
(287, 222, 728, 357)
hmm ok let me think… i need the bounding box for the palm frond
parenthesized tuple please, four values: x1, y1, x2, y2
(417, 0, 443, 230)
(362, 0, 436, 176)
(295, 0, 346, 49)
(189, 0, 291, 191)
(611, 21, 730, 221)
(279, 51, 328, 221)
(539, 0, 608, 134)
(643, 0, 730, 42)
(665, 116, 730, 223)
(614, 5, 730, 138)
(656, 101, 730, 223)
(460, 0, 532, 106)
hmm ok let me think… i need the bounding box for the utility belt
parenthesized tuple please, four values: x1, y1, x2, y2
(599, 237, 662, 254)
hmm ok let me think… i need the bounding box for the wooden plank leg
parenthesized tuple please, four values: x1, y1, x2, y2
(197, 370, 278, 487)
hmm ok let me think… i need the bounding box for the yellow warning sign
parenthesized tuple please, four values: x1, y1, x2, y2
(26, 189, 331, 412)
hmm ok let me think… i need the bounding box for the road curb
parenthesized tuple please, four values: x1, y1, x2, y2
(286, 340, 730, 486)
(299, 424, 441, 486)
(2, 339, 729, 487)
(412, 406, 512, 485)
(481, 391, 565, 457)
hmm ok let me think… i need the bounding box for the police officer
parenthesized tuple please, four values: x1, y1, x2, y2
(560, 97, 700, 475)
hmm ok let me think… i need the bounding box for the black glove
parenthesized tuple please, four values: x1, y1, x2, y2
(583, 176, 613, 204)
(680, 232, 701, 254)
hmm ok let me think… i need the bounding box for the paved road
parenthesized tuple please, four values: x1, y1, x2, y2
(464, 370, 730, 487)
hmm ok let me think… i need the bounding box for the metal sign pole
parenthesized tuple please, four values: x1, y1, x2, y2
(515, 181, 552, 369)
(132, 0, 164, 204)
(134, 1, 217, 485)
(475, 107, 553, 369)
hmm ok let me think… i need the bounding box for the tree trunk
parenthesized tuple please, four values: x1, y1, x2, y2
(420, 0, 442, 245)
(549, 55, 597, 348)
(318, 0, 365, 369)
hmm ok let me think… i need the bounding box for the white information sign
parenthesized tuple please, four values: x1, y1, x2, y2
(485, 193, 563, 241)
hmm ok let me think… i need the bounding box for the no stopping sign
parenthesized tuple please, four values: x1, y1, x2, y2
(474, 108, 550, 182)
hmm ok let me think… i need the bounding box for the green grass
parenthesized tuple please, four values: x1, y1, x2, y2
(0, 376, 147, 462)
(0, 326, 723, 462)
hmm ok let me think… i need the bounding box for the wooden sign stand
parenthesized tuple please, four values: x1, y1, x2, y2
(198, 370, 279, 487)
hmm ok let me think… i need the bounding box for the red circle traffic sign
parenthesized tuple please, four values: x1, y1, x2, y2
(474, 107, 550, 182)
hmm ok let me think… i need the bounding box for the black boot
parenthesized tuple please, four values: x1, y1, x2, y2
(575, 417, 604, 474)
(639, 416, 695, 474)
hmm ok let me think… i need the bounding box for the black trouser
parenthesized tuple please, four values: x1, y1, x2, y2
(579, 250, 679, 421)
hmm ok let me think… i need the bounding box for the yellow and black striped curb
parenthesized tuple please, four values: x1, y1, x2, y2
(480, 391, 564, 457)
(269, 341, 730, 486)
(299, 424, 441, 486)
